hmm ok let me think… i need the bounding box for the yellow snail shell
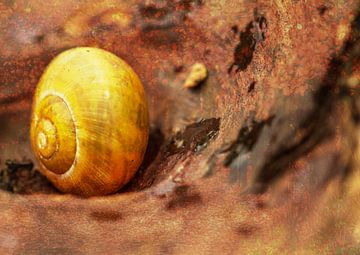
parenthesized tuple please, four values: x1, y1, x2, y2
(30, 47, 149, 196)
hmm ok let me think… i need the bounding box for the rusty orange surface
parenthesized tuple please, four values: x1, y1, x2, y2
(0, 0, 360, 254)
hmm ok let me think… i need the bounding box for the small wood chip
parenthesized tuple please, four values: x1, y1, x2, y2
(347, 75, 359, 88)
(183, 63, 208, 88)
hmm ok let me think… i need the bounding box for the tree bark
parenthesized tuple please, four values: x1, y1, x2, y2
(0, 0, 359, 254)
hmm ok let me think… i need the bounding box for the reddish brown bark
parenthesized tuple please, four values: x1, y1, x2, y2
(0, 0, 360, 254)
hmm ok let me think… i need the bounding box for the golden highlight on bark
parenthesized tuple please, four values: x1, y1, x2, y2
(30, 47, 149, 196)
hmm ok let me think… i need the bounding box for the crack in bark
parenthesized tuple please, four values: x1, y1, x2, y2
(253, 6, 360, 192)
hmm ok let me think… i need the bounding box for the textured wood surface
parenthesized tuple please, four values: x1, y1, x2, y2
(0, 0, 360, 254)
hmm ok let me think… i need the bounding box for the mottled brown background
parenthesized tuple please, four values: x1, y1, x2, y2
(0, 0, 360, 254)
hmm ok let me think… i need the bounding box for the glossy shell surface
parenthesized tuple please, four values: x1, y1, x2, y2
(30, 47, 149, 196)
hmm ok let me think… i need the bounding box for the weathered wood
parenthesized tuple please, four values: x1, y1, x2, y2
(0, 0, 359, 253)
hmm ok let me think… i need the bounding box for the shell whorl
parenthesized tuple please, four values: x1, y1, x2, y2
(31, 95, 76, 174)
(30, 47, 149, 196)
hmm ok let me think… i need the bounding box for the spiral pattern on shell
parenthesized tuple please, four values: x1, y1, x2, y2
(30, 47, 149, 196)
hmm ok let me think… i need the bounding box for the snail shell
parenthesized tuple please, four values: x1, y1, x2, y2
(30, 47, 149, 196)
